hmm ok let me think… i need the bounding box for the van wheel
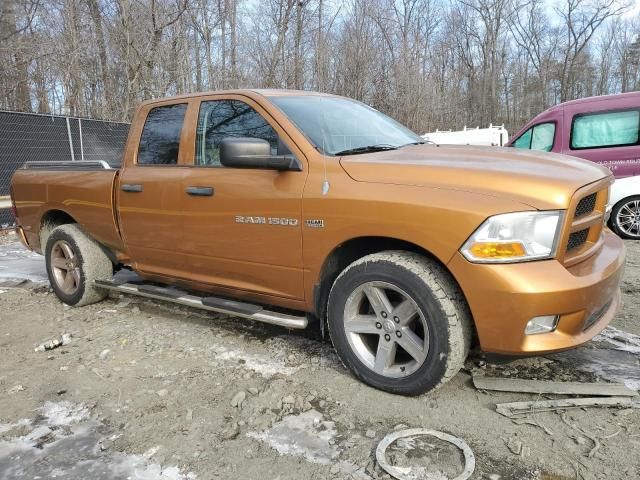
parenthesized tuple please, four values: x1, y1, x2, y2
(327, 251, 472, 396)
(611, 195, 640, 240)
(45, 224, 113, 307)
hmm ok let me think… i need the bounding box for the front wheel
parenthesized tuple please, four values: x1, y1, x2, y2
(610, 195, 640, 240)
(327, 251, 472, 396)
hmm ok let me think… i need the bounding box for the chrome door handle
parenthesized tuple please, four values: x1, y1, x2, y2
(121, 184, 143, 192)
(186, 186, 214, 197)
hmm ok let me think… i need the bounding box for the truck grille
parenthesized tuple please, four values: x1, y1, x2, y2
(562, 185, 609, 265)
(574, 193, 597, 218)
(567, 229, 589, 251)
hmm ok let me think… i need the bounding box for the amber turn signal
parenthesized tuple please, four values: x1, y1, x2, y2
(468, 242, 527, 259)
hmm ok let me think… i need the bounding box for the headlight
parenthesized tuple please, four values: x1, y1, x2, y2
(461, 211, 564, 263)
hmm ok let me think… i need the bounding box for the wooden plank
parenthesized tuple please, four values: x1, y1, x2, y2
(473, 376, 638, 397)
(496, 397, 640, 418)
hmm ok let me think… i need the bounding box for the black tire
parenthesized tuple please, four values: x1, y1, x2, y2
(45, 224, 113, 307)
(610, 195, 640, 240)
(327, 251, 472, 396)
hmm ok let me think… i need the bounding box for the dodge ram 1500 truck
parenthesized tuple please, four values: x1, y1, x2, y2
(10, 90, 626, 396)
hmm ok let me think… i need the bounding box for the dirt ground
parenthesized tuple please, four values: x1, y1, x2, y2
(0, 229, 639, 480)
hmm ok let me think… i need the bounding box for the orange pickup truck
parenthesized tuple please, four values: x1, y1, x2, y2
(10, 90, 626, 395)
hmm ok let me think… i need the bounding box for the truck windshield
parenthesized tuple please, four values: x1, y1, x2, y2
(268, 95, 423, 155)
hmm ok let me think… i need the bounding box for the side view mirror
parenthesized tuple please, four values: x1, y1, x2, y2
(219, 137, 301, 171)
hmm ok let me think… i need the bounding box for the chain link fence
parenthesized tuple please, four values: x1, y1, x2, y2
(0, 111, 129, 228)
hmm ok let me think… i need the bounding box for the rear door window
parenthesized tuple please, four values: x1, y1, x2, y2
(195, 100, 279, 166)
(137, 104, 187, 165)
(513, 122, 555, 152)
(571, 110, 640, 149)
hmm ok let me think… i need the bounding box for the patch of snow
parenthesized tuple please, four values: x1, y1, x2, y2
(595, 326, 640, 355)
(555, 346, 640, 392)
(104, 452, 197, 480)
(248, 409, 339, 464)
(0, 402, 197, 480)
(623, 380, 640, 391)
(0, 419, 30, 435)
(40, 401, 90, 426)
(248, 410, 372, 479)
(214, 347, 302, 377)
(143, 445, 160, 458)
(0, 242, 48, 283)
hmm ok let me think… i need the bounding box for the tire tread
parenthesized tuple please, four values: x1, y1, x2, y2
(328, 250, 473, 395)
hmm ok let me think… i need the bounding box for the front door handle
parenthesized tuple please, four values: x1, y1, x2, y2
(122, 184, 143, 193)
(186, 186, 214, 197)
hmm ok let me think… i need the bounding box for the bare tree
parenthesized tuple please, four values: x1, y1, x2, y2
(555, 0, 629, 101)
(0, 0, 636, 134)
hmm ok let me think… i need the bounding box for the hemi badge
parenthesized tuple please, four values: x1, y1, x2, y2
(305, 219, 325, 228)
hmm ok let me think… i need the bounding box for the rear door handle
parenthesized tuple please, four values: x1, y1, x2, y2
(186, 186, 214, 197)
(121, 184, 143, 193)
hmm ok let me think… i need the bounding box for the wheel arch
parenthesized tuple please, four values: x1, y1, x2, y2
(39, 209, 78, 252)
(39, 209, 118, 265)
(312, 236, 470, 326)
(611, 194, 640, 211)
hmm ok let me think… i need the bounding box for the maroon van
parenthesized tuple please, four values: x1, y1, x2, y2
(508, 92, 640, 178)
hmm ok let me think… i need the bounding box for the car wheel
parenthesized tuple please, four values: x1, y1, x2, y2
(610, 195, 640, 240)
(327, 251, 473, 396)
(45, 224, 113, 306)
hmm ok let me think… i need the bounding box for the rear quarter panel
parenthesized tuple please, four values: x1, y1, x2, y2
(11, 169, 123, 253)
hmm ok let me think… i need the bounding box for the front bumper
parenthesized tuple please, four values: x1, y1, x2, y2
(448, 230, 626, 355)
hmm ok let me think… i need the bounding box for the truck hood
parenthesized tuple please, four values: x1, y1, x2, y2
(339, 144, 612, 210)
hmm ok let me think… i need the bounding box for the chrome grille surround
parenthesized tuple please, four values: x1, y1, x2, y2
(560, 181, 611, 266)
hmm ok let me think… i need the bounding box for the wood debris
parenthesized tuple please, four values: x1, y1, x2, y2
(495, 396, 640, 418)
(473, 376, 637, 397)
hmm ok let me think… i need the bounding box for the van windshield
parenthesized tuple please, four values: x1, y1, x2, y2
(268, 95, 423, 155)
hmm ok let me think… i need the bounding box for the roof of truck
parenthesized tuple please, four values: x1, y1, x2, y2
(140, 89, 337, 107)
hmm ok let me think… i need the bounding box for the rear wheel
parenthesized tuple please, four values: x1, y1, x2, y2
(327, 251, 472, 396)
(45, 224, 113, 306)
(610, 195, 640, 240)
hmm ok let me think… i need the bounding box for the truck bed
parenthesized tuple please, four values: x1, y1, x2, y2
(11, 161, 123, 253)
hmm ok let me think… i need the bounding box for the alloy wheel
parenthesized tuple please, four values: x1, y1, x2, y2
(342, 281, 429, 378)
(50, 240, 81, 295)
(616, 199, 640, 238)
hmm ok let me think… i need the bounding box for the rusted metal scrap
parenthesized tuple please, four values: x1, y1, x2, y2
(375, 428, 475, 480)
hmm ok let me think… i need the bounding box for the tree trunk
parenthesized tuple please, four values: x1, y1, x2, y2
(229, 0, 238, 88)
(86, 0, 110, 113)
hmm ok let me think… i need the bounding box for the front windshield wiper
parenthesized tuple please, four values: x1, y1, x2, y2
(334, 144, 398, 156)
(400, 141, 426, 147)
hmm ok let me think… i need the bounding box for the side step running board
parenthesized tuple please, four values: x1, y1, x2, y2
(94, 279, 308, 329)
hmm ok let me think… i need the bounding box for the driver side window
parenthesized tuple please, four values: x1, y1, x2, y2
(195, 100, 279, 166)
(513, 122, 555, 152)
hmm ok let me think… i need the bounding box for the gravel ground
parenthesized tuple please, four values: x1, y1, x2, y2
(0, 230, 639, 480)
